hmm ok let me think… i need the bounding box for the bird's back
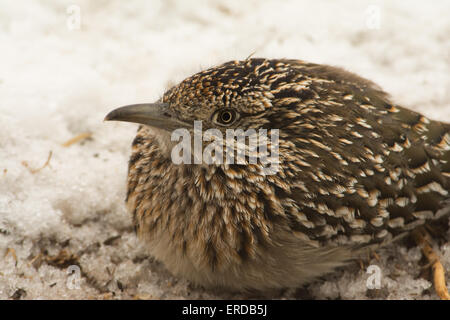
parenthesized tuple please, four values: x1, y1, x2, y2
(267, 59, 450, 248)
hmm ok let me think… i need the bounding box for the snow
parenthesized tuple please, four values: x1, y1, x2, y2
(0, 0, 449, 299)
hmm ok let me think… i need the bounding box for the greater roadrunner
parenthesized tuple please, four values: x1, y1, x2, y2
(105, 58, 450, 297)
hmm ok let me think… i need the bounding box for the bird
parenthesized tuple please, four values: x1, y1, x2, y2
(105, 58, 450, 295)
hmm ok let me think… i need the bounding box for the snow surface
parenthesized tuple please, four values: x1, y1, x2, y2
(0, 0, 449, 300)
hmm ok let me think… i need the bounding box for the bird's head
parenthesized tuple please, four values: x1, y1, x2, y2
(105, 59, 292, 169)
(105, 59, 281, 134)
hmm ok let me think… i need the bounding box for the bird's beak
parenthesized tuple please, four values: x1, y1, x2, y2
(104, 103, 187, 131)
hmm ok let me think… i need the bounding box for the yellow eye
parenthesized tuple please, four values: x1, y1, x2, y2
(216, 109, 236, 125)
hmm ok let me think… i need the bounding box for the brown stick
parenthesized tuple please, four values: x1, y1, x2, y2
(62, 132, 92, 147)
(412, 228, 450, 300)
(21, 151, 53, 174)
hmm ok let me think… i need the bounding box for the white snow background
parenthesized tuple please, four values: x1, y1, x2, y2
(0, 0, 449, 299)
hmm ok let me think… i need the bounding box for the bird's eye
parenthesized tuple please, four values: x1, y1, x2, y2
(214, 109, 237, 126)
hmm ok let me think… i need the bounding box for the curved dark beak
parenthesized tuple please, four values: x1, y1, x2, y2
(105, 103, 187, 131)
